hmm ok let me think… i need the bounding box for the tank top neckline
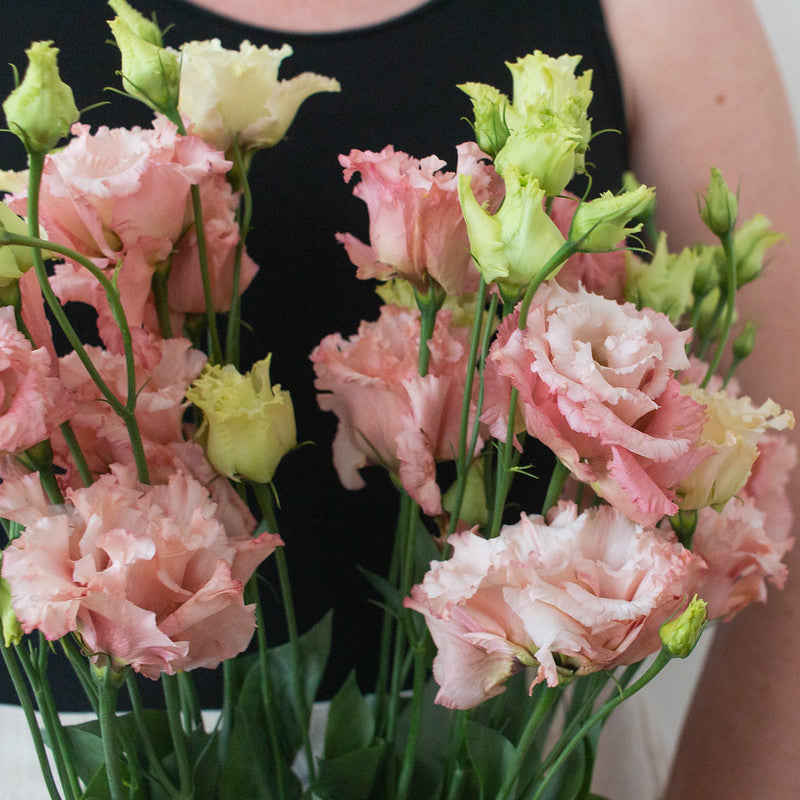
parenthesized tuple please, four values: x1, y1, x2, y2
(173, 0, 446, 38)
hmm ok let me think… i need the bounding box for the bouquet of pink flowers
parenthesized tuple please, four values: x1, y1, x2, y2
(0, 2, 794, 799)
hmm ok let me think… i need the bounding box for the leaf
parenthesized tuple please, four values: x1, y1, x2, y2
(218, 704, 302, 800)
(312, 741, 386, 800)
(62, 722, 105, 784)
(324, 671, 375, 760)
(464, 719, 516, 800)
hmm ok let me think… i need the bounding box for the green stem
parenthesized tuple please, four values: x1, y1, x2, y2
(495, 686, 562, 800)
(517, 241, 577, 329)
(245, 578, 290, 800)
(98, 672, 125, 800)
(0, 643, 63, 800)
(177, 672, 203, 733)
(163, 674, 193, 796)
(416, 285, 441, 377)
(701, 230, 736, 388)
(58, 422, 93, 487)
(17, 641, 81, 800)
(16, 158, 149, 483)
(151, 268, 173, 339)
(61, 636, 99, 717)
(528, 651, 673, 800)
(489, 388, 519, 538)
(126, 675, 181, 798)
(396, 644, 428, 800)
(225, 141, 253, 368)
(541, 459, 569, 516)
(442, 710, 467, 800)
(251, 482, 316, 783)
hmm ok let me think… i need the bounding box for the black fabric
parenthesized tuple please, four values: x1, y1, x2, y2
(1, 0, 628, 707)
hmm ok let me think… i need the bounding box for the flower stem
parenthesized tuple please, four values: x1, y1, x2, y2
(527, 651, 673, 800)
(489, 387, 519, 538)
(541, 459, 569, 516)
(163, 674, 193, 796)
(396, 643, 428, 800)
(701, 230, 736, 388)
(151, 267, 174, 339)
(97, 669, 126, 800)
(0, 643, 63, 800)
(225, 140, 253, 369)
(495, 685, 562, 800)
(251, 481, 316, 783)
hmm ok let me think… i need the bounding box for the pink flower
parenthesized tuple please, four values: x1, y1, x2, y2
(405, 503, 701, 709)
(9, 118, 233, 326)
(0, 467, 281, 677)
(483, 284, 708, 526)
(549, 193, 626, 300)
(336, 142, 502, 295)
(52, 333, 206, 481)
(691, 499, 792, 620)
(166, 171, 259, 313)
(0, 306, 74, 455)
(310, 304, 480, 515)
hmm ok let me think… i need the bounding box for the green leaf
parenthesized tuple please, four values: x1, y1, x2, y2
(312, 741, 386, 800)
(393, 678, 454, 799)
(464, 719, 516, 800)
(62, 723, 105, 784)
(219, 704, 302, 800)
(324, 671, 375, 759)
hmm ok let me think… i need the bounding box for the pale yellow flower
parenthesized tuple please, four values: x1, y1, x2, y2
(677, 385, 794, 510)
(178, 39, 340, 153)
(186, 355, 296, 484)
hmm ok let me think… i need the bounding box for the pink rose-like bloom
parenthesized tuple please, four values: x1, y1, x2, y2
(690, 433, 796, 620)
(166, 170, 259, 313)
(549, 193, 626, 301)
(405, 503, 702, 709)
(336, 142, 502, 296)
(0, 467, 281, 677)
(52, 333, 206, 481)
(483, 283, 708, 526)
(310, 304, 481, 516)
(0, 306, 74, 455)
(9, 118, 234, 326)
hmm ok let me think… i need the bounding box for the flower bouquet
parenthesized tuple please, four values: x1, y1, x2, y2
(0, 2, 795, 799)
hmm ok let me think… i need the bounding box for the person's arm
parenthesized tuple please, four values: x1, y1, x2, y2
(600, 1, 800, 797)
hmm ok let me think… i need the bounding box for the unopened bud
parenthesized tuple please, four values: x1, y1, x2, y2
(700, 167, 738, 237)
(660, 595, 707, 658)
(732, 321, 757, 361)
(3, 41, 79, 153)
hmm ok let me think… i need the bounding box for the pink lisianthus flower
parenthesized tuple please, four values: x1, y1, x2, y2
(483, 283, 708, 526)
(691, 499, 793, 620)
(0, 467, 281, 677)
(405, 503, 702, 709)
(549, 193, 626, 301)
(52, 333, 206, 481)
(310, 304, 481, 516)
(336, 142, 502, 296)
(8, 118, 233, 326)
(166, 170, 259, 313)
(0, 306, 74, 455)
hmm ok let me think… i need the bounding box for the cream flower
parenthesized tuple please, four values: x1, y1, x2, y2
(677, 386, 794, 510)
(178, 39, 340, 153)
(186, 355, 296, 484)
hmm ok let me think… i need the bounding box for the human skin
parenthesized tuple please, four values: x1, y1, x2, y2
(194, 0, 800, 794)
(601, 1, 800, 797)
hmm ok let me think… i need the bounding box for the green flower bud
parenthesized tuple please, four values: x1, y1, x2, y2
(691, 244, 721, 297)
(107, 0, 163, 46)
(732, 320, 757, 361)
(443, 457, 489, 529)
(732, 214, 784, 286)
(494, 116, 582, 196)
(458, 82, 510, 158)
(700, 167, 738, 237)
(0, 202, 38, 285)
(0, 576, 22, 648)
(624, 233, 697, 323)
(108, 16, 180, 114)
(3, 41, 79, 154)
(660, 595, 707, 658)
(458, 166, 565, 291)
(570, 184, 655, 252)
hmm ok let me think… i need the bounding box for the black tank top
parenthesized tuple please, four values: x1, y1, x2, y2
(2, 0, 628, 705)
